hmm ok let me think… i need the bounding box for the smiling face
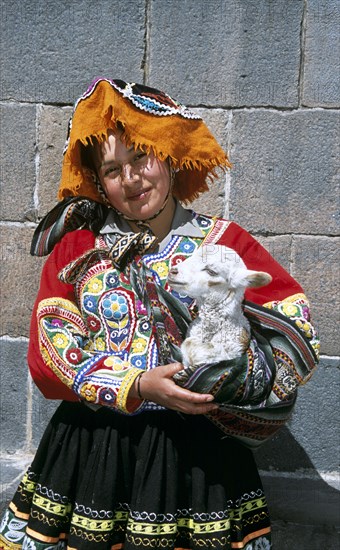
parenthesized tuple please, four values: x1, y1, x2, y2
(94, 130, 172, 221)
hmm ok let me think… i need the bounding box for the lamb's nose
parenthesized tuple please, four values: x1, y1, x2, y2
(169, 267, 178, 275)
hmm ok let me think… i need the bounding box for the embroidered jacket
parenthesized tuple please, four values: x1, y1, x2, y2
(28, 209, 319, 447)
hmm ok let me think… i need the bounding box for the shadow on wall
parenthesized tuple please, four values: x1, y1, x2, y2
(255, 426, 340, 529)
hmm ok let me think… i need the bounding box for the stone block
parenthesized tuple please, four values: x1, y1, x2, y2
(289, 358, 340, 472)
(271, 520, 339, 550)
(0, 1, 145, 103)
(0, 339, 29, 453)
(230, 110, 340, 235)
(0, 104, 36, 221)
(0, 456, 32, 514)
(37, 105, 73, 216)
(262, 474, 340, 528)
(0, 225, 44, 338)
(189, 108, 231, 217)
(255, 235, 292, 273)
(291, 237, 340, 356)
(31, 383, 60, 450)
(255, 358, 340, 474)
(192, 108, 230, 148)
(149, 0, 302, 107)
(303, 0, 340, 107)
(190, 170, 227, 219)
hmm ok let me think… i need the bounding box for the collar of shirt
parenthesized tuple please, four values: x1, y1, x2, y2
(100, 201, 205, 252)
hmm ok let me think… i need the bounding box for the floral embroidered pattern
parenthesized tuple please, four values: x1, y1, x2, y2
(79, 383, 97, 402)
(65, 348, 82, 364)
(150, 260, 169, 280)
(263, 293, 320, 359)
(37, 224, 214, 413)
(52, 333, 68, 349)
(87, 277, 103, 294)
(39, 227, 212, 414)
(103, 356, 130, 372)
(178, 239, 196, 254)
(102, 293, 129, 321)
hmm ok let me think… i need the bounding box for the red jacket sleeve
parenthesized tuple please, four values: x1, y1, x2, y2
(217, 221, 303, 305)
(28, 229, 96, 400)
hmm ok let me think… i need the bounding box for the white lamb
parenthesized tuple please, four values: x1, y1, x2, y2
(167, 244, 272, 382)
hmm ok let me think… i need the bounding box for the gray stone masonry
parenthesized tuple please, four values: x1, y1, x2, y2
(292, 236, 340, 356)
(37, 106, 73, 216)
(230, 109, 339, 236)
(0, 104, 36, 221)
(0, 226, 44, 337)
(0, 1, 145, 103)
(0, 0, 339, 547)
(303, 0, 340, 107)
(149, 0, 303, 107)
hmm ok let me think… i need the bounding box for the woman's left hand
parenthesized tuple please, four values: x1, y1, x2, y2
(129, 363, 219, 415)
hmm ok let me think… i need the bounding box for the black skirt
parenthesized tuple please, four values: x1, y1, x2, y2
(0, 401, 271, 550)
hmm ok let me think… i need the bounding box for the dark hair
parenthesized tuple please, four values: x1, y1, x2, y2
(80, 141, 97, 172)
(79, 121, 126, 172)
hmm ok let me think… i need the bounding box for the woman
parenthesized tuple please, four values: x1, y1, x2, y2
(0, 78, 319, 550)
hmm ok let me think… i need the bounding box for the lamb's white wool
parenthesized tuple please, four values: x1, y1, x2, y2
(167, 244, 272, 378)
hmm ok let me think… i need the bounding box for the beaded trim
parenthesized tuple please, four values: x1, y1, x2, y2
(116, 367, 144, 414)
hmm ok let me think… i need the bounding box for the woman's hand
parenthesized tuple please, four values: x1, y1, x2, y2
(130, 363, 219, 415)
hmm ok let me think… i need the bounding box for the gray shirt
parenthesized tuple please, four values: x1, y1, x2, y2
(100, 201, 206, 253)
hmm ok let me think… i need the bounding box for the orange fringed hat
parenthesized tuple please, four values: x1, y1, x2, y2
(58, 78, 231, 204)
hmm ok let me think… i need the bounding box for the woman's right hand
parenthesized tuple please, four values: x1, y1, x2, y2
(130, 363, 219, 415)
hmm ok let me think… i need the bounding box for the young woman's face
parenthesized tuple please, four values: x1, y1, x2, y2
(94, 131, 171, 220)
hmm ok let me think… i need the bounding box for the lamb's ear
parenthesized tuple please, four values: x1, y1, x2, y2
(245, 271, 272, 288)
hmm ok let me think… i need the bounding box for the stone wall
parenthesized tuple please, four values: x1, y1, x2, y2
(0, 0, 339, 547)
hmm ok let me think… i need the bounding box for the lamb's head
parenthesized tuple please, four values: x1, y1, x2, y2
(167, 244, 272, 305)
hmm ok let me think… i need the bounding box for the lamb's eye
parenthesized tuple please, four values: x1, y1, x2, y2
(204, 266, 218, 276)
